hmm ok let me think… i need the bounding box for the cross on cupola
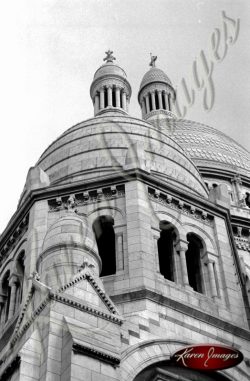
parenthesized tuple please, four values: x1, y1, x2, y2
(90, 51, 131, 116)
(149, 53, 157, 67)
(103, 50, 116, 63)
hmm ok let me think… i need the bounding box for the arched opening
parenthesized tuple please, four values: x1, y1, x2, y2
(134, 359, 232, 381)
(149, 93, 152, 111)
(15, 251, 25, 306)
(112, 87, 116, 107)
(157, 221, 177, 281)
(1, 271, 11, 323)
(155, 92, 159, 109)
(104, 87, 108, 108)
(93, 215, 116, 276)
(245, 192, 250, 208)
(186, 233, 203, 293)
(162, 92, 166, 109)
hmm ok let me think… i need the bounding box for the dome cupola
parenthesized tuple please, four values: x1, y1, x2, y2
(138, 54, 176, 121)
(90, 50, 132, 116)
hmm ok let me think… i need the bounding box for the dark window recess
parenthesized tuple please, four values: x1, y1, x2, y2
(112, 89, 116, 107)
(155, 93, 159, 109)
(2, 272, 11, 323)
(93, 216, 116, 276)
(16, 251, 25, 305)
(186, 234, 203, 293)
(245, 192, 250, 208)
(162, 93, 166, 109)
(158, 223, 176, 281)
(104, 88, 108, 108)
(149, 93, 152, 111)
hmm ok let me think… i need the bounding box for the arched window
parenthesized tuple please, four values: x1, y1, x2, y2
(245, 192, 250, 208)
(1, 271, 11, 323)
(186, 233, 203, 293)
(15, 251, 25, 306)
(155, 92, 159, 109)
(93, 215, 116, 277)
(157, 221, 177, 281)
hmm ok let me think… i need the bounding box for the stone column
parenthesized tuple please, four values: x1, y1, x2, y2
(153, 230, 160, 273)
(141, 99, 146, 117)
(115, 87, 121, 108)
(145, 94, 150, 114)
(94, 94, 99, 115)
(8, 275, 19, 319)
(0, 292, 6, 324)
(207, 259, 218, 299)
(122, 90, 126, 110)
(158, 90, 163, 109)
(168, 94, 171, 111)
(107, 86, 112, 106)
(164, 92, 168, 111)
(126, 96, 129, 112)
(151, 91, 156, 110)
(176, 240, 189, 286)
(115, 232, 124, 271)
(100, 88, 104, 109)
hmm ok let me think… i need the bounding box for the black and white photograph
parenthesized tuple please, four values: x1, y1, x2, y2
(0, 1, 249, 380)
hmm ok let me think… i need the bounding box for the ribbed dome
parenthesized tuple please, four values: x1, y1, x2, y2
(160, 118, 250, 178)
(37, 113, 208, 198)
(41, 213, 98, 258)
(93, 62, 127, 81)
(37, 212, 101, 286)
(139, 67, 172, 91)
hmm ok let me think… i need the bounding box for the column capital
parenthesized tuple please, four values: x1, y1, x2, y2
(0, 294, 6, 304)
(204, 258, 215, 265)
(231, 174, 242, 184)
(175, 239, 188, 251)
(9, 274, 19, 286)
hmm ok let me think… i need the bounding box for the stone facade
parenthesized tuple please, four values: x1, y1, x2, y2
(0, 53, 250, 381)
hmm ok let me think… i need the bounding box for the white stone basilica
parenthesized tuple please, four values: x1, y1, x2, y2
(0, 50, 250, 381)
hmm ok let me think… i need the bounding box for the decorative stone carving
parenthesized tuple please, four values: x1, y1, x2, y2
(148, 187, 214, 225)
(0, 214, 29, 265)
(48, 185, 125, 212)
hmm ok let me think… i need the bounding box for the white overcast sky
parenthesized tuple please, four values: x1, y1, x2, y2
(0, 0, 249, 234)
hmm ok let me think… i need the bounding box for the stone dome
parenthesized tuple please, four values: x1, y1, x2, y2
(93, 62, 127, 81)
(158, 118, 250, 178)
(41, 213, 98, 257)
(139, 67, 173, 92)
(37, 112, 208, 198)
(37, 212, 101, 286)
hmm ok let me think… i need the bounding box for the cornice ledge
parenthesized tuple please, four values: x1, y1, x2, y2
(72, 341, 120, 368)
(111, 289, 250, 341)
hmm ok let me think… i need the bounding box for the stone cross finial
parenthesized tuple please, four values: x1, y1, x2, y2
(149, 53, 157, 67)
(103, 50, 116, 63)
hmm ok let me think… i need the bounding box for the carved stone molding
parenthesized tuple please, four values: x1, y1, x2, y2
(48, 185, 125, 212)
(72, 342, 120, 368)
(0, 214, 29, 265)
(148, 187, 214, 225)
(234, 236, 250, 252)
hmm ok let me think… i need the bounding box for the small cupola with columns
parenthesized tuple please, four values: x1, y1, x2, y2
(138, 54, 176, 121)
(90, 50, 132, 116)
